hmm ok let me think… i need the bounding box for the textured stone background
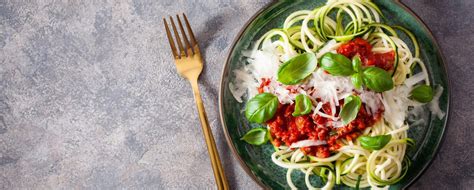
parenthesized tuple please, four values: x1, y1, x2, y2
(0, 0, 472, 189)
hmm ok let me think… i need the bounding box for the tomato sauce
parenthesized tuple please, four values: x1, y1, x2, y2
(267, 103, 382, 158)
(258, 78, 271, 93)
(337, 38, 395, 71)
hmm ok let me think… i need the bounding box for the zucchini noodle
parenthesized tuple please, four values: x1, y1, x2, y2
(231, 0, 442, 189)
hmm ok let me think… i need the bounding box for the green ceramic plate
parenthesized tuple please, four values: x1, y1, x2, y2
(219, 0, 450, 189)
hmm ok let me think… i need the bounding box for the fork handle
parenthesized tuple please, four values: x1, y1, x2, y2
(190, 80, 229, 190)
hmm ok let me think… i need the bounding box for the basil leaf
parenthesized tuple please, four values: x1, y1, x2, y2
(352, 55, 363, 73)
(351, 73, 363, 89)
(362, 67, 394, 92)
(245, 93, 279, 123)
(340, 95, 361, 125)
(320, 52, 355, 76)
(293, 94, 313, 116)
(240, 128, 269, 145)
(358, 135, 392, 150)
(410, 84, 433, 103)
(277, 52, 317, 85)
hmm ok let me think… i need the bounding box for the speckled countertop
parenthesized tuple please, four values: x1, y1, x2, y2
(0, 0, 472, 189)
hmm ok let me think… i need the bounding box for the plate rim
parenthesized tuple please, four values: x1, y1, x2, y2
(218, 1, 451, 189)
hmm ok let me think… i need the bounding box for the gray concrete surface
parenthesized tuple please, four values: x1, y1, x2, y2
(0, 0, 472, 189)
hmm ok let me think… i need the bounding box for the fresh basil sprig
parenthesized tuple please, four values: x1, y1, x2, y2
(358, 135, 392, 150)
(351, 73, 363, 89)
(277, 52, 317, 85)
(362, 67, 394, 92)
(245, 93, 279, 123)
(351, 56, 363, 89)
(241, 128, 269, 145)
(293, 94, 313, 116)
(340, 95, 362, 125)
(410, 84, 433, 103)
(320, 52, 394, 92)
(320, 52, 355, 76)
(352, 55, 363, 73)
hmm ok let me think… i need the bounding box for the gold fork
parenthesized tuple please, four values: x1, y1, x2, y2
(163, 14, 229, 190)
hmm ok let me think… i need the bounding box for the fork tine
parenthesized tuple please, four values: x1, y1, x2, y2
(163, 18, 178, 58)
(182, 13, 198, 50)
(176, 14, 193, 55)
(169, 16, 185, 58)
